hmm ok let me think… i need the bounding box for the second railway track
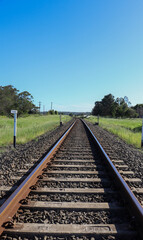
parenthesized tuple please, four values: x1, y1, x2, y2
(0, 119, 142, 240)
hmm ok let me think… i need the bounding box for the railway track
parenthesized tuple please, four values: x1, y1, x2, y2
(0, 119, 143, 239)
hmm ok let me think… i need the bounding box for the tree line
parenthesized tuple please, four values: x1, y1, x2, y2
(0, 85, 38, 116)
(92, 94, 142, 118)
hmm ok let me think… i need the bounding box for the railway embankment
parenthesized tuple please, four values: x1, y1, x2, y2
(85, 120, 143, 183)
(0, 119, 142, 239)
(0, 119, 74, 188)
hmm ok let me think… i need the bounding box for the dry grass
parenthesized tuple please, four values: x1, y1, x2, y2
(0, 114, 71, 146)
(87, 116, 142, 148)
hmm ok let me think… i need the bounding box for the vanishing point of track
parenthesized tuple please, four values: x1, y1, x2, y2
(0, 119, 143, 240)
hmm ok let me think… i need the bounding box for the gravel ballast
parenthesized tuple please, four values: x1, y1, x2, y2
(85, 121, 143, 183)
(0, 120, 74, 191)
(14, 209, 128, 224)
(28, 193, 119, 203)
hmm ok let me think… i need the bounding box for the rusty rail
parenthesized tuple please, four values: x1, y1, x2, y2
(83, 120, 143, 229)
(0, 119, 143, 237)
(0, 121, 76, 234)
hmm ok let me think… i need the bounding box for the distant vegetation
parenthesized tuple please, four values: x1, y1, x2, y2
(92, 94, 143, 118)
(0, 114, 71, 147)
(0, 85, 71, 148)
(0, 85, 38, 116)
(133, 104, 143, 118)
(87, 116, 142, 148)
(0, 85, 60, 117)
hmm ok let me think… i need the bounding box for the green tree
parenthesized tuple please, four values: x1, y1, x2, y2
(48, 110, 55, 115)
(124, 108, 137, 118)
(92, 94, 116, 117)
(17, 91, 35, 115)
(54, 110, 58, 115)
(0, 85, 18, 116)
(132, 104, 143, 117)
(92, 101, 103, 116)
(92, 94, 136, 118)
(115, 97, 129, 117)
(0, 85, 38, 116)
(101, 94, 116, 117)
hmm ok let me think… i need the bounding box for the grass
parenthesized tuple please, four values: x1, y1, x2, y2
(87, 116, 142, 148)
(0, 114, 71, 147)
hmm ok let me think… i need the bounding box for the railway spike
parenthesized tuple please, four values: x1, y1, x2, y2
(19, 198, 29, 205)
(2, 220, 14, 229)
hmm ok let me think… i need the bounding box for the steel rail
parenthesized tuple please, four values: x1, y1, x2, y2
(0, 121, 76, 235)
(83, 120, 143, 229)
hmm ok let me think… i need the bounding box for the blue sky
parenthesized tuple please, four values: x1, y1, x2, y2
(0, 0, 143, 112)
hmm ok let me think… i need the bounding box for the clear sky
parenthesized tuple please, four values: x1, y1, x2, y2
(0, 0, 143, 112)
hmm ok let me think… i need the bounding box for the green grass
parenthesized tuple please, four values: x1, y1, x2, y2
(87, 116, 142, 148)
(0, 114, 71, 147)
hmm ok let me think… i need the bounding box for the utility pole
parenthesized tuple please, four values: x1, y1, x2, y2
(51, 102, 53, 110)
(43, 105, 45, 115)
(39, 101, 41, 114)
